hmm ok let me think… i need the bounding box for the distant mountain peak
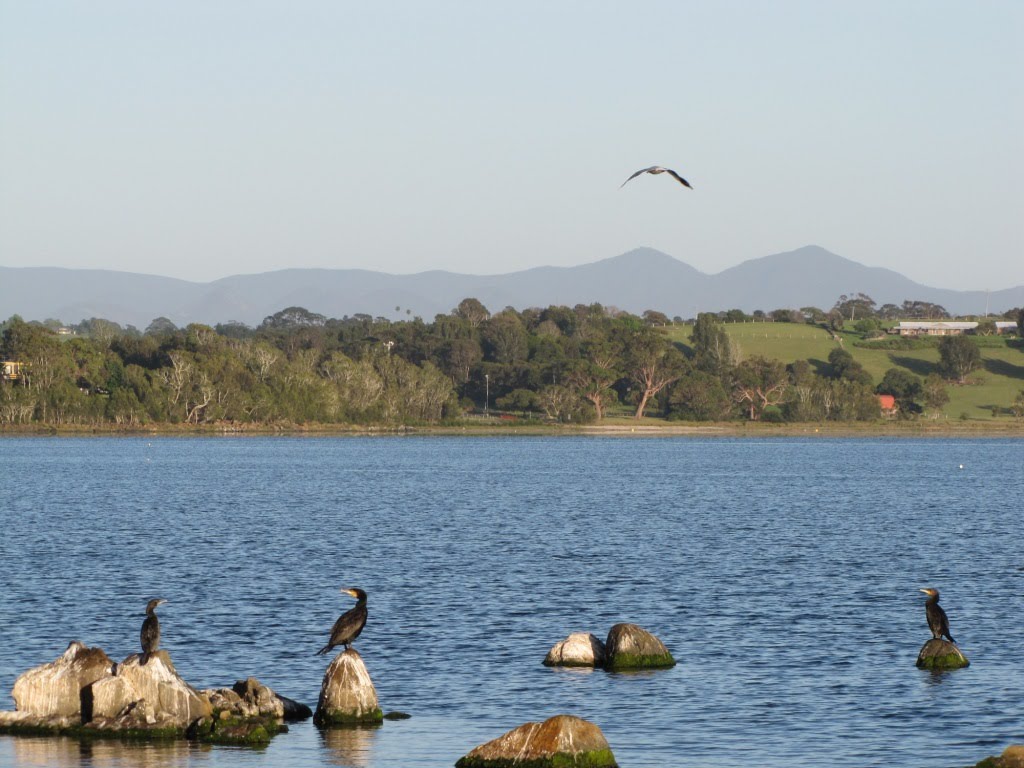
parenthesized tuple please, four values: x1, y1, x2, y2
(1, 246, 1020, 326)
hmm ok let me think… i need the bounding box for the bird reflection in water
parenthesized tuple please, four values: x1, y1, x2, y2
(319, 725, 380, 768)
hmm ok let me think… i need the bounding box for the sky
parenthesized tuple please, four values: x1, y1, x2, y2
(1, 1, 1022, 290)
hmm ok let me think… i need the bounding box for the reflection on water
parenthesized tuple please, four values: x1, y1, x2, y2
(9, 736, 200, 768)
(319, 726, 380, 768)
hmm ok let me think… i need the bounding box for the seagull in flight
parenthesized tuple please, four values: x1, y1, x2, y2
(620, 166, 693, 190)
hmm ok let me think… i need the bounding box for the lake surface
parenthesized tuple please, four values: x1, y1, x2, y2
(1, 435, 1022, 768)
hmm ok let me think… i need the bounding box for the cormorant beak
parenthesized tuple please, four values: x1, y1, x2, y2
(340, 588, 358, 598)
(157, 599, 168, 606)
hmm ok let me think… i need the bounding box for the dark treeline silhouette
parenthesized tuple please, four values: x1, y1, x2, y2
(1, 299, 1021, 427)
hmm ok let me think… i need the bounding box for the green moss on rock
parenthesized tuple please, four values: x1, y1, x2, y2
(603, 652, 675, 671)
(187, 712, 286, 745)
(455, 748, 618, 768)
(916, 638, 969, 670)
(313, 707, 384, 727)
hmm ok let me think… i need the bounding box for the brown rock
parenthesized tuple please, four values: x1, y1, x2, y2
(314, 648, 383, 726)
(543, 632, 606, 668)
(604, 623, 675, 670)
(12, 642, 114, 718)
(456, 714, 617, 767)
(916, 638, 969, 670)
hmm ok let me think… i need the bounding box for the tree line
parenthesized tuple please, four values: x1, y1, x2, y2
(2, 298, 1022, 427)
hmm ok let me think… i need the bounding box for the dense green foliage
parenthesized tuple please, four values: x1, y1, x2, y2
(1, 299, 1021, 427)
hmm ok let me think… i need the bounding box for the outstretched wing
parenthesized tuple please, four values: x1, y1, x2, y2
(665, 168, 693, 189)
(620, 166, 656, 188)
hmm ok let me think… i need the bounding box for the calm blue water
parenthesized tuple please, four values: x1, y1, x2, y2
(0, 436, 1022, 768)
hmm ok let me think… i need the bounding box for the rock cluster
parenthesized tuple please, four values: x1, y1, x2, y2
(544, 623, 675, 671)
(0, 641, 308, 745)
(314, 648, 384, 726)
(456, 714, 617, 768)
(915, 638, 969, 670)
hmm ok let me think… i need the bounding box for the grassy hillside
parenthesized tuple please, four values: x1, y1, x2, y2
(665, 322, 1024, 420)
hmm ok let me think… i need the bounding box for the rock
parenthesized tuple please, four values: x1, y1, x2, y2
(916, 638, 969, 670)
(12, 642, 114, 718)
(113, 651, 212, 727)
(975, 745, 1024, 767)
(86, 676, 137, 721)
(604, 623, 675, 671)
(543, 632, 606, 668)
(200, 677, 312, 722)
(455, 714, 617, 768)
(314, 648, 383, 726)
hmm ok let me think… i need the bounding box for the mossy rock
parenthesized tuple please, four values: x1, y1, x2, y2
(603, 651, 676, 671)
(603, 623, 675, 671)
(313, 707, 384, 727)
(455, 748, 617, 768)
(973, 745, 1024, 767)
(455, 714, 616, 768)
(188, 712, 286, 745)
(916, 638, 969, 670)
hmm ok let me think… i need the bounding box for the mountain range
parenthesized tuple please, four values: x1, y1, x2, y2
(1, 245, 1021, 329)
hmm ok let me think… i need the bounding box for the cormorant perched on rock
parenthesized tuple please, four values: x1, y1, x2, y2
(920, 588, 956, 644)
(140, 598, 167, 665)
(317, 588, 367, 656)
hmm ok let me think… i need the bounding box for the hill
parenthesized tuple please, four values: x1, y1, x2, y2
(666, 322, 1024, 420)
(1, 245, 1021, 329)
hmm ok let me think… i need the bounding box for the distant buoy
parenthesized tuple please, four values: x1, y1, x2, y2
(959, 464, 964, 469)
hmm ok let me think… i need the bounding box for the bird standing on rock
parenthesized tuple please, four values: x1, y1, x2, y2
(140, 598, 166, 665)
(317, 588, 368, 656)
(920, 588, 956, 644)
(620, 165, 693, 189)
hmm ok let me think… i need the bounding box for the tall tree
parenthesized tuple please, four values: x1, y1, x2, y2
(938, 336, 981, 384)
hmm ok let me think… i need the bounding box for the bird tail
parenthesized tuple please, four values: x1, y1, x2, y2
(140, 652, 150, 666)
(947, 634, 957, 645)
(315, 644, 331, 656)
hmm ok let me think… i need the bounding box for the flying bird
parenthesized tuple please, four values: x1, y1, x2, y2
(620, 166, 692, 189)
(317, 587, 368, 655)
(920, 588, 956, 644)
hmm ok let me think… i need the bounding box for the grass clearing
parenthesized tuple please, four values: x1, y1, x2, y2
(664, 322, 1024, 420)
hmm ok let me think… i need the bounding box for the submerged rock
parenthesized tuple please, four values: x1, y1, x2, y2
(12, 642, 114, 718)
(314, 648, 383, 726)
(975, 745, 1024, 767)
(603, 623, 675, 671)
(916, 638, 969, 670)
(543, 632, 606, 668)
(455, 714, 617, 768)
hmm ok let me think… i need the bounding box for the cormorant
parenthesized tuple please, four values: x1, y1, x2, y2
(620, 165, 693, 189)
(140, 598, 167, 665)
(920, 588, 956, 644)
(316, 588, 368, 656)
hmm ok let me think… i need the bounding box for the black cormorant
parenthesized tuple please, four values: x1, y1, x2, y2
(620, 165, 693, 189)
(140, 598, 167, 665)
(920, 588, 956, 644)
(316, 588, 368, 656)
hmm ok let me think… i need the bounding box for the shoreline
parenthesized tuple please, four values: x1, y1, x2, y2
(2, 420, 1022, 438)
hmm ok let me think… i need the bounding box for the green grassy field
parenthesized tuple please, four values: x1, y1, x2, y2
(665, 322, 1024, 420)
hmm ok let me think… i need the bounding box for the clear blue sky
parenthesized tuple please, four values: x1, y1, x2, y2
(1, 1, 1021, 289)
